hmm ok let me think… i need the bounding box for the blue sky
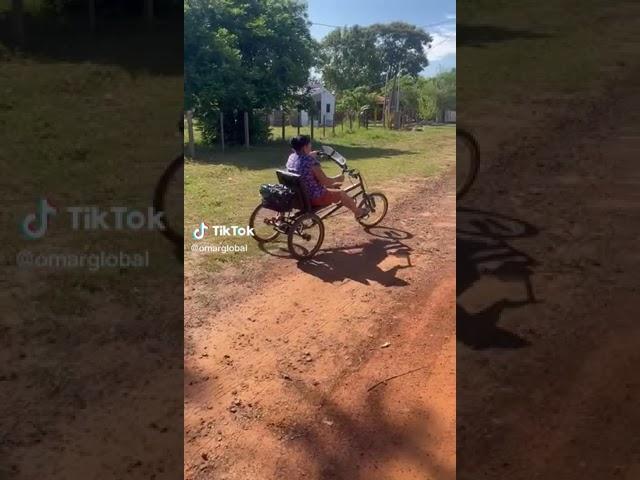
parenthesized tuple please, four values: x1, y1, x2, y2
(305, 0, 456, 77)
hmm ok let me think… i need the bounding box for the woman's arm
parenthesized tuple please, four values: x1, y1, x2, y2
(312, 165, 344, 187)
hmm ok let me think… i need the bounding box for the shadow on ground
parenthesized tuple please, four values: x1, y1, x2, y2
(0, 15, 182, 75)
(458, 24, 550, 48)
(296, 226, 413, 287)
(273, 380, 454, 480)
(189, 143, 416, 169)
(457, 208, 540, 349)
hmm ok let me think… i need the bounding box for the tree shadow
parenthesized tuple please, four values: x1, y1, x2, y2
(458, 24, 550, 48)
(457, 208, 540, 349)
(275, 380, 454, 480)
(0, 14, 182, 76)
(297, 234, 413, 287)
(189, 143, 416, 169)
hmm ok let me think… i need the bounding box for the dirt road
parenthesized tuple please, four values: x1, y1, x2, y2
(184, 170, 456, 480)
(457, 64, 640, 478)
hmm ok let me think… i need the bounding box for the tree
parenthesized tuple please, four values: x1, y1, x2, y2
(336, 86, 377, 130)
(319, 22, 432, 93)
(371, 22, 432, 78)
(319, 26, 382, 92)
(185, 0, 316, 145)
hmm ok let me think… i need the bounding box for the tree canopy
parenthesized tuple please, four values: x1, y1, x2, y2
(319, 22, 432, 92)
(185, 0, 316, 143)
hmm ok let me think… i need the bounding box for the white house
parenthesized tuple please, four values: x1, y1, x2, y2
(304, 85, 336, 126)
(269, 85, 336, 127)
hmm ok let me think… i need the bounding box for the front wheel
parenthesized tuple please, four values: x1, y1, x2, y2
(249, 204, 281, 243)
(287, 213, 325, 260)
(357, 192, 388, 227)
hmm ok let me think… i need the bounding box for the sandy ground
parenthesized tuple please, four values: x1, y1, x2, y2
(184, 169, 456, 479)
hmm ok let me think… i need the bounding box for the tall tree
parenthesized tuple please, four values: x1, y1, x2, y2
(319, 26, 382, 92)
(319, 22, 432, 93)
(185, 0, 316, 144)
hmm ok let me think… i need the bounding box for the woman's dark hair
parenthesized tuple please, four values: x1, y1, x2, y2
(290, 135, 311, 152)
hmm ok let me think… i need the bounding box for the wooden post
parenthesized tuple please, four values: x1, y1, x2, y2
(332, 120, 335, 136)
(88, 0, 96, 32)
(186, 110, 195, 158)
(144, 0, 154, 27)
(322, 115, 326, 137)
(219, 111, 225, 153)
(310, 112, 314, 140)
(281, 110, 285, 140)
(349, 114, 352, 131)
(12, 0, 24, 44)
(297, 109, 301, 136)
(341, 118, 344, 132)
(244, 111, 250, 148)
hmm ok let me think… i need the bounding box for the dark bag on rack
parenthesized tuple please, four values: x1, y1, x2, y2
(259, 183, 295, 212)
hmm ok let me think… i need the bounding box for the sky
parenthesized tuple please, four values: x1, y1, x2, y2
(305, 0, 456, 77)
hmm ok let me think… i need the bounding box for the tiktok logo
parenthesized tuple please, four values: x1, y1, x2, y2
(192, 222, 208, 240)
(21, 198, 57, 240)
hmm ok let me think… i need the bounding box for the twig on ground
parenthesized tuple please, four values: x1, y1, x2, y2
(366, 366, 426, 392)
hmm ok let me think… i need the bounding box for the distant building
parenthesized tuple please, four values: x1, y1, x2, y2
(269, 84, 336, 127)
(444, 110, 456, 123)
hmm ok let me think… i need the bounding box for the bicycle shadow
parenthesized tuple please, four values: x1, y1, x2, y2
(457, 208, 540, 349)
(296, 226, 414, 287)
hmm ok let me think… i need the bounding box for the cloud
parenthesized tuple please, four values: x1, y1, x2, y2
(426, 25, 456, 62)
(445, 13, 456, 20)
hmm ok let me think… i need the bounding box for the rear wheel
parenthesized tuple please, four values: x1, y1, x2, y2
(457, 129, 480, 199)
(153, 155, 184, 251)
(287, 213, 325, 260)
(357, 192, 388, 227)
(249, 204, 281, 242)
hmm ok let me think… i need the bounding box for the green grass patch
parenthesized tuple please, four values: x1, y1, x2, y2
(185, 125, 454, 271)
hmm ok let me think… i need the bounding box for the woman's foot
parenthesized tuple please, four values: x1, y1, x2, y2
(354, 207, 369, 220)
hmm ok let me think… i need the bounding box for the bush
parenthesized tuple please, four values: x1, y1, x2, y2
(198, 110, 270, 147)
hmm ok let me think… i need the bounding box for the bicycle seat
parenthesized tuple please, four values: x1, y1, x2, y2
(276, 170, 313, 212)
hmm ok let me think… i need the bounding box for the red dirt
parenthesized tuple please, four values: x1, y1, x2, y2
(184, 170, 456, 480)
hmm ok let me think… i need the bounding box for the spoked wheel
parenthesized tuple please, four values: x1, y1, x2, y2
(457, 128, 480, 199)
(249, 204, 281, 243)
(153, 155, 184, 253)
(357, 192, 388, 227)
(287, 212, 325, 260)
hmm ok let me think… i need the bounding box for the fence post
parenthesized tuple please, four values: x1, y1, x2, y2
(219, 110, 225, 153)
(332, 119, 335, 136)
(244, 111, 250, 149)
(310, 112, 314, 140)
(281, 110, 285, 140)
(186, 110, 195, 158)
(322, 115, 326, 137)
(297, 109, 301, 136)
(341, 118, 344, 132)
(349, 114, 352, 131)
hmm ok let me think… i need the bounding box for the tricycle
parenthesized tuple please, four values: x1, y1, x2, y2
(249, 145, 388, 260)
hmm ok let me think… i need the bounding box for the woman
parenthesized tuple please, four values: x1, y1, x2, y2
(286, 135, 367, 219)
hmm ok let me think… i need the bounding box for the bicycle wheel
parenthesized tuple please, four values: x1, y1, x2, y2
(357, 192, 388, 227)
(249, 204, 281, 242)
(287, 213, 325, 260)
(456, 129, 480, 199)
(153, 155, 184, 247)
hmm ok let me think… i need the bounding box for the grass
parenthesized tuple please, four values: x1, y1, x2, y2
(185, 124, 454, 271)
(459, 0, 640, 117)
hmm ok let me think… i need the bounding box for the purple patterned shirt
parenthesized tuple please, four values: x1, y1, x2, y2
(286, 152, 327, 199)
